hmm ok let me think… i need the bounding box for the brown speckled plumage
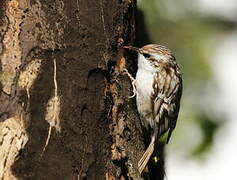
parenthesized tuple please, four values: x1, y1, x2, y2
(124, 44, 182, 174)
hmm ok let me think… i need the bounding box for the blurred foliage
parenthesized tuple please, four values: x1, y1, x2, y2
(137, 0, 228, 158)
(192, 113, 222, 158)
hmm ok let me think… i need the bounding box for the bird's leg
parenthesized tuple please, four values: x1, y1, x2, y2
(123, 68, 137, 98)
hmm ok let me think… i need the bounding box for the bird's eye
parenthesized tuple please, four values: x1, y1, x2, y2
(143, 53, 151, 58)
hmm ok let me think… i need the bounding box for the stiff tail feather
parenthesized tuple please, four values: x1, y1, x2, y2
(138, 135, 156, 174)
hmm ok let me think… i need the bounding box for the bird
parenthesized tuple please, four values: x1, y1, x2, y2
(123, 44, 182, 174)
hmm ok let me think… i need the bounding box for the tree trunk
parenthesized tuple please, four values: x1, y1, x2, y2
(0, 0, 164, 179)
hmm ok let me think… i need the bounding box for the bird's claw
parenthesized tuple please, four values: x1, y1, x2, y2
(123, 69, 137, 98)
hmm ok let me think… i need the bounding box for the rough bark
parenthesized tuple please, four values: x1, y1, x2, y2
(0, 0, 152, 179)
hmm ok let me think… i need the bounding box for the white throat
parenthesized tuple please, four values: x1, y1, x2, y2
(137, 53, 168, 72)
(137, 54, 155, 72)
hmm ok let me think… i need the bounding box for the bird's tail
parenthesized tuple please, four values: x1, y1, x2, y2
(138, 134, 156, 174)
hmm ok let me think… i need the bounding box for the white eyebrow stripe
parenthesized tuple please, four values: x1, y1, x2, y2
(152, 54, 168, 60)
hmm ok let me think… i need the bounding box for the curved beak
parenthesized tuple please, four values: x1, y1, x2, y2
(123, 46, 141, 53)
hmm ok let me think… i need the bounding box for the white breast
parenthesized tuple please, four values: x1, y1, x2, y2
(135, 54, 156, 126)
(136, 53, 156, 97)
(136, 68, 154, 99)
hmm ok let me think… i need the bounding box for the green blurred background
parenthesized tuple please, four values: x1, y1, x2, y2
(137, 0, 237, 179)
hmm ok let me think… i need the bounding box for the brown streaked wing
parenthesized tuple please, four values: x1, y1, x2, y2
(151, 65, 182, 139)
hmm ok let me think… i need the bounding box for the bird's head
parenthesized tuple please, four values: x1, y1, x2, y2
(123, 44, 175, 64)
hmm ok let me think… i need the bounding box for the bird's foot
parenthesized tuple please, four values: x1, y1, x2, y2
(152, 156, 160, 163)
(123, 68, 137, 98)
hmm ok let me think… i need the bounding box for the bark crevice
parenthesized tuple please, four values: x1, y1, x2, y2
(0, 0, 158, 179)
